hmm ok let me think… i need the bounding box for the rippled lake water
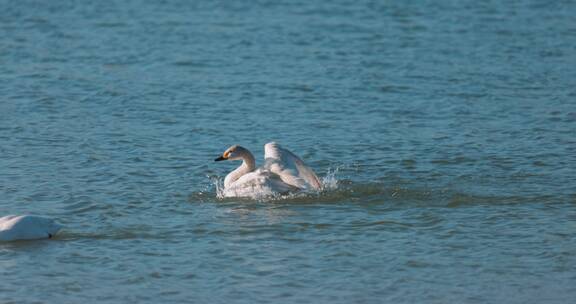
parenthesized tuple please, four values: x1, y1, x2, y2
(1, 0, 575, 303)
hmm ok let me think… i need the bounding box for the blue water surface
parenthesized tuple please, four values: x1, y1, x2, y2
(1, 0, 575, 303)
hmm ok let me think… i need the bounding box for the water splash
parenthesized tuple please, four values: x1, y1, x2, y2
(209, 166, 341, 200)
(210, 175, 227, 199)
(320, 166, 340, 191)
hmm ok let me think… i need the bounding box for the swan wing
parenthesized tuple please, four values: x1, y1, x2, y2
(224, 171, 298, 198)
(263, 142, 321, 190)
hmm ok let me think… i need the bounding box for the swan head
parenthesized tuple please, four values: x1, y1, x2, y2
(215, 145, 247, 161)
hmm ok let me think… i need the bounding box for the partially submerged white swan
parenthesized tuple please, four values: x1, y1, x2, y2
(0, 215, 62, 242)
(215, 142, 322, 198)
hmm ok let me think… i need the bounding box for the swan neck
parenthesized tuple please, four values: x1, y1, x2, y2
(224, 150, 256, 188)
(241, 151, 256, 172)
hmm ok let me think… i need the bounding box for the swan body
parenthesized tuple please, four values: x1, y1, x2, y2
(0, 215, 62, 242)
(215, 142, 321, 198)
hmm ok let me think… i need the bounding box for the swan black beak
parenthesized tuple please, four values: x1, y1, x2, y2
(214, 156, 227, 161)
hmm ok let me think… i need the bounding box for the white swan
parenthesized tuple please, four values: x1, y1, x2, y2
(215, 142, 322, 198)
(0, 215, 62, 242)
